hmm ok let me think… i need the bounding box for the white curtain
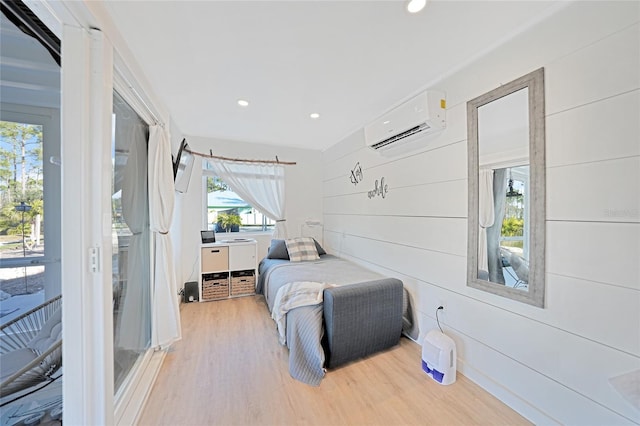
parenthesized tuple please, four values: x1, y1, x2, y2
(487, 168, 508, 283)
(148, 126, 181, 347)
(207, 159, 287, 238)
(116, 108, 151, 351)
(478, 169, 495, 275)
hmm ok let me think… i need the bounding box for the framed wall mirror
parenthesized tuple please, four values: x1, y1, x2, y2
(467, 68, 545, 307)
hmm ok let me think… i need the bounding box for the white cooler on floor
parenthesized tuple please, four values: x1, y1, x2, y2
(422, 329, 457, 385)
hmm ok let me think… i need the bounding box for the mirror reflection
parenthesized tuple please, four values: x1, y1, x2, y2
(477, 165, 529, 290)
(477, 87, 529, 291)
(466, 68, 545, 307)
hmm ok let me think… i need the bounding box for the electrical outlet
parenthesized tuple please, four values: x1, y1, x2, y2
(435, 299, 446, 331)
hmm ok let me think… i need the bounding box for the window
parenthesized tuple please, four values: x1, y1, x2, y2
(499, 166, 529, 255)
(111, 90, 152, 391)
(203, 174, 275, 233)
(0, 120, 45, 300)
(0, 3, 62, 417)
(499, 165, 529, 289)
(0, 5, 62, 320)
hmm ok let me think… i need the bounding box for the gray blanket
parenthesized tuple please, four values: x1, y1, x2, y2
(258, 255, 415, 386)
(261, 256, 385, 311)
(285, 303, 326, 385)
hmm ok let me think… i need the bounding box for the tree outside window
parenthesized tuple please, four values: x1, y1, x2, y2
(204, 175, 274, 233)
(0, 121, 45, 296)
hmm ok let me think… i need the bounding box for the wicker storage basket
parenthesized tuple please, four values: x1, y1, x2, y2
(202, 272, 229, 300)
(230, 270, 256, 297)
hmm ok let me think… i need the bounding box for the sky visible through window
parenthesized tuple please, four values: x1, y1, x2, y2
(0, 121, 45, 302)
(205, 176, 274, 233)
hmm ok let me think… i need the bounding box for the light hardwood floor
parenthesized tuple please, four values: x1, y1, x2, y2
(138, 296, 531, 426)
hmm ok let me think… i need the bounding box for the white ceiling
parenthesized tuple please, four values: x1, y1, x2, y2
(0, 13, 60, 110)
(101, 1, 560, 151)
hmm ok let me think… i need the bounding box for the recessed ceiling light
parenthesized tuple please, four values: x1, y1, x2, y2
(407, 0, 427, 13)
(237, 99, 249, 107)
(309, 113, 320, 119)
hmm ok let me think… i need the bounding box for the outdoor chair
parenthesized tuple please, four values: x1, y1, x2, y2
(0, 295, 62, 398)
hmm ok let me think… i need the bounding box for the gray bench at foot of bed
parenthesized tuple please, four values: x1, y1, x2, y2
(323, 278, 404, 368)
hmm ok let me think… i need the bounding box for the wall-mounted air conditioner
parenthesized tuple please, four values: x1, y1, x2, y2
(365, 90, 446, 154)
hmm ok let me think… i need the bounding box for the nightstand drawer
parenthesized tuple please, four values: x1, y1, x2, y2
(201, 246, 229, 272)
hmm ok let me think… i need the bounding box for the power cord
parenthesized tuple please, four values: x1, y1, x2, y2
(436, 306, 444, 333)
(188, 255, 199, 282)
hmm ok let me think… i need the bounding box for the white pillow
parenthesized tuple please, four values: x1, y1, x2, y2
(285, 237, 320, 262)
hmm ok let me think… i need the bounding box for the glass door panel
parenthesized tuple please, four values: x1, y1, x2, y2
(111, 90, 151, 392)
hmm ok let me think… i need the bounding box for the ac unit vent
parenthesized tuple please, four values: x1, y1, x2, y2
(369, 123, 431, 150)
(365, 90, 445, 155)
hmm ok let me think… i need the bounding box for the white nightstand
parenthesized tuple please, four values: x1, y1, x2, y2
(199, 238, 257, 301)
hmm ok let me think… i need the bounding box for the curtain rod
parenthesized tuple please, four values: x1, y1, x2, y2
(185, 147, 296, 165)
(113, 64, 164, 128)
(129, 85, 162, 127)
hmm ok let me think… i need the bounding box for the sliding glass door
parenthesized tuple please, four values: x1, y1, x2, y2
(111, 90, 151, 392)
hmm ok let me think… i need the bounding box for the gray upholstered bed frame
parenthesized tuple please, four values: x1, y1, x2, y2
(258, 250, 408, 378)
(323, 278, 404, 368)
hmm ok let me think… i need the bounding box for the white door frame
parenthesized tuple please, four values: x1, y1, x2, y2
(60, 26, 115, 425)
(26, 2, 168, 423)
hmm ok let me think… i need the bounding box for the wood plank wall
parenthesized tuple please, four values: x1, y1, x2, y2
(321, 2, 640, 424)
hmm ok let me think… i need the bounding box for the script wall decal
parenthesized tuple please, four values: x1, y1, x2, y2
(368, 177, 388, 199)
(349, 162, 363, 186)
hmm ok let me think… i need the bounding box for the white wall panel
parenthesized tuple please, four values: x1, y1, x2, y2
(456, 351, 560, 425)
(322, 145, 377, 197)
(456, 331, 637, 426)
(547, 157, 640, 223)
(325, 230, 637, 415)
(547, 221, 640, 290)
(409, 287, 640, 424)
(545, 273, 640, 356)
(337, 235, 466, 292)
(323, 214, 467, 256)
(415, 290, 640, 425)
(545, 24, 639, 116)
(324, 179, 467, 218)
(370, 141, 467, 188)
(439, 102, 468, 149)
(400, 271, 638, 424)
(441, 6, 639, 110)
(323, 193, 368, 216)
(321, 2, 640, 424)
(447, 295, 640, 423)
(323, 138, 467, 198)
(285, 152, 324, 235)
(546, 90, 640, 168)
(323, 174, 360, 198)
(323, 144, 380, 182)
(321, 128, 365, 168)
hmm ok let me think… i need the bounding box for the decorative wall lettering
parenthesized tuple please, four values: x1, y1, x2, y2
(349, 162, 363, 186)
(368, 177, 388, 199)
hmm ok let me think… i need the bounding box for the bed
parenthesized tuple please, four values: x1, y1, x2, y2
(257, 238, 417, 386)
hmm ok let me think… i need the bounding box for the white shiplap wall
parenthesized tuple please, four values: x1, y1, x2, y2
(321, 2, 640, 424)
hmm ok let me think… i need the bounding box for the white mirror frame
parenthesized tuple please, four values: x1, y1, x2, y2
(467, 68, 546, 307)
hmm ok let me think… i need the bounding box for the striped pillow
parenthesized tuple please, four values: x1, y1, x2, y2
(285, 237, 320, 262)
